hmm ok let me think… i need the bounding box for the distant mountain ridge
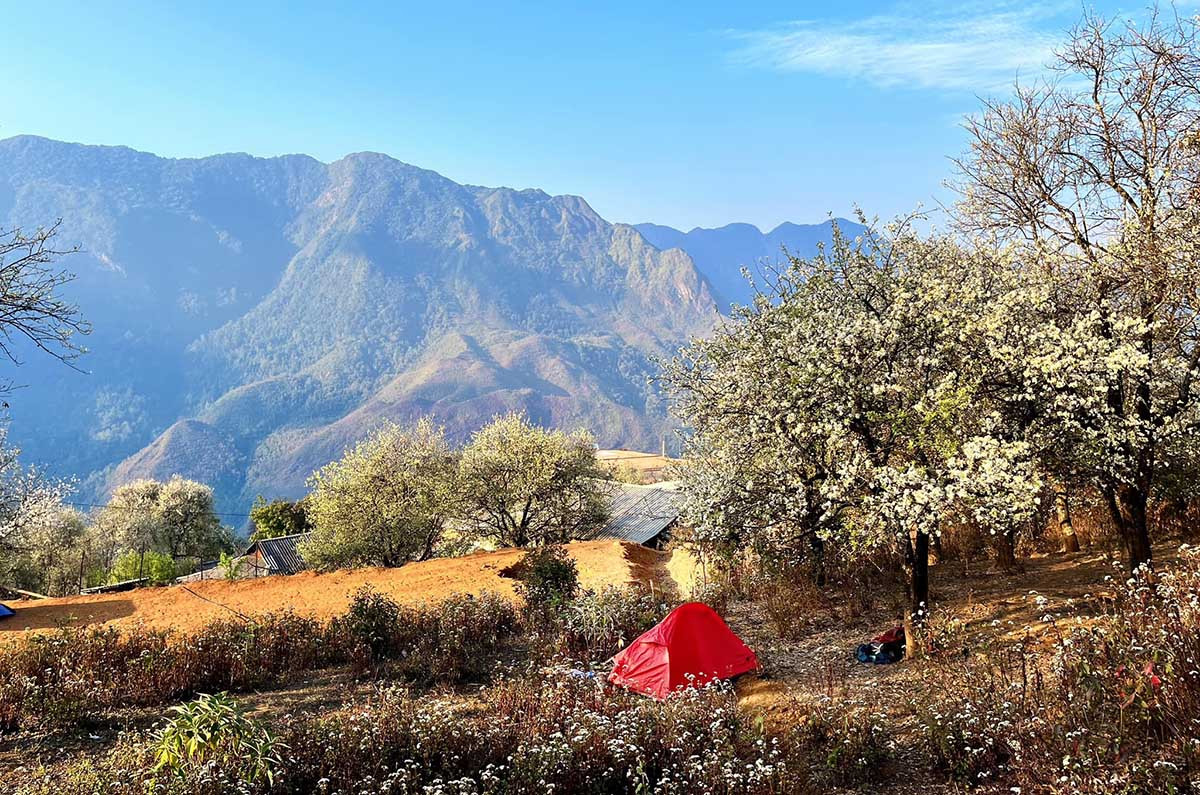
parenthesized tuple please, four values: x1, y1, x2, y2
(0, 135, 838, 511)
(635, 219, 864, 308)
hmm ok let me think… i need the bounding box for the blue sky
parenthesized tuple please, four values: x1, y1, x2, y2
(0, 1, 1144, 230)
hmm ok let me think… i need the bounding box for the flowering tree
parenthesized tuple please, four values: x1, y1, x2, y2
(94, 477, 229, 577)
(953, 11, 1200, 569)
(303, 419, 460, 568)
(0, 429, 77, 591)
(457, 413, 610, 547)
(665, 223, 1046, 621)
(18, 506, 86, 595)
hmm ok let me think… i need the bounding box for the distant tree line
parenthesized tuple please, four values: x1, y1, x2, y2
(0, 410, 615, 595)
(297, 412, 611, 570)
(0, 465, 231, 596)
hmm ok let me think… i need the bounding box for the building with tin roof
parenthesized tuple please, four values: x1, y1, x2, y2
(580, 482, 684, 548)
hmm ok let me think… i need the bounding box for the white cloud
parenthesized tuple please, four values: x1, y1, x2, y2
(729, 4, 1068, 92)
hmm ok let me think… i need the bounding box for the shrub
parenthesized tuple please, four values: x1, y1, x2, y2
(0, 611, 328, 731)
(22, 674, 795, 795)
(415, 592, 520, 684)
(329, 586, 404, 665)
(552, 585, 670, 662)
(326, 587, 520, 683)
(514, 543, 579, 614)
(0, 591, 519, 731)
(786, 697, 893, 788)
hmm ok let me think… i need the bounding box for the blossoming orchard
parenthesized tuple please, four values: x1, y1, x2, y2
(666, 12, 1200, 637)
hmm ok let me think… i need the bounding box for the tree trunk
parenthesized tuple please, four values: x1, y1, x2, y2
(1055, 489, 1080, 553)
(809, 534, 826, 588)
(904, 531, 931, 660)
(419, 528, 438, 562)
(994, 528, 1017, 571)
(912, 533, 931, 624)
(903, 612, 916, 661)
(1106, 484, 1153, 572)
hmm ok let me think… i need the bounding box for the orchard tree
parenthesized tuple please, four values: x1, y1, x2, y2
(458, 413, 610, 547)
(665, 224, 1046, 623)
(78, 520, 122, 589)
(155, 477, 228, 561)
(21, 506, 86, 595)
(953, 10, 1200, 570)
(302, 419, 459, 568)
(249, 496, 311, 542)
(0, 429, 76, 589)
(95, 477, 228, 577)
(94, 481, 158, 574)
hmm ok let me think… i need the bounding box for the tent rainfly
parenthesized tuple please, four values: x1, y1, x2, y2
(0, 603, 14, 620)
(608, 602, 758, 700)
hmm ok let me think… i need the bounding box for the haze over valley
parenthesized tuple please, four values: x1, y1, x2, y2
(0, 135, 857, 509)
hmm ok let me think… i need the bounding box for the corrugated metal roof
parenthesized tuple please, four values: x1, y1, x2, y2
(248, 532, 311, 575)
(82, 577, 149, 594)
(582, 484, 683, 545)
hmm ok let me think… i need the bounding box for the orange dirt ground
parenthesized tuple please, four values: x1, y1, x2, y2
(1, 540, 688, 636)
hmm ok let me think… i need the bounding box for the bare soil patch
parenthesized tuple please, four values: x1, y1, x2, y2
(1, 540, 674, 635)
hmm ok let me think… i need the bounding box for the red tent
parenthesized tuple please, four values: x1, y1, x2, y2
(608, 602, 758, 700)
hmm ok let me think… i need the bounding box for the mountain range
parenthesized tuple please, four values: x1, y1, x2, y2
(0, 135, 857, 511)
(634, 219, 854, 308)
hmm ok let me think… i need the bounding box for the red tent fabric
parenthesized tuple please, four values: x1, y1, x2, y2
(608, 602, 758, 700)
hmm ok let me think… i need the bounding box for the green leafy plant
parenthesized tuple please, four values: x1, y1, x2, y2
(108, 549, 176, 584)
(152, 692, 284, 786)
(218, 550, 244, 581)
(249, 496, 311, 542)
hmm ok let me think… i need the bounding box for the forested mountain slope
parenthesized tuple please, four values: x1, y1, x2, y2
(0, 136, 717, 508)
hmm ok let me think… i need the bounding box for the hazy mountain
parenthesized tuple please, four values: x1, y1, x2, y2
(0, 136, 718, 510)
(0, 135, 840, 512)
(634, 218, 865, 309)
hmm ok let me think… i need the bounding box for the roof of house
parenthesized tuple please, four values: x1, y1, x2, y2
(246, 532, 311, 575)
(82, 577, 150, 594)
(582, 484, 684, 545)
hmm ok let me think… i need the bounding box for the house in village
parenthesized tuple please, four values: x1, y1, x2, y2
(239, 532, 311, 576)
(176, 532, 311, 582)
(578, 482, 684, 549)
